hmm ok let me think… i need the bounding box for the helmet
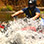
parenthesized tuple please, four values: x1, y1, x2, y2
(28, 0, 36, 10)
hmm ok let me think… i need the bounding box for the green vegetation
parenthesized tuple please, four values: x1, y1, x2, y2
(6, 5, 13, 11)
(0, 5, 13, 11)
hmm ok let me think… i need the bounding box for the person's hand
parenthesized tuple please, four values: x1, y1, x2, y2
(31, 17, 35, 20)
(32, 17, 35, 20)
(11, 14, 14, 18)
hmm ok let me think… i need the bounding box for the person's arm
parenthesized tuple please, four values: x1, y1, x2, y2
(11, 10, 24, 17)
(33, 12, 40, 20)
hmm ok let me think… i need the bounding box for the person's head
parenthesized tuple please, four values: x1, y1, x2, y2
(28, 0, 36, 10)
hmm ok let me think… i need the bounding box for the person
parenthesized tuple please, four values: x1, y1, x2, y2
(11, 0, 40, 20)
